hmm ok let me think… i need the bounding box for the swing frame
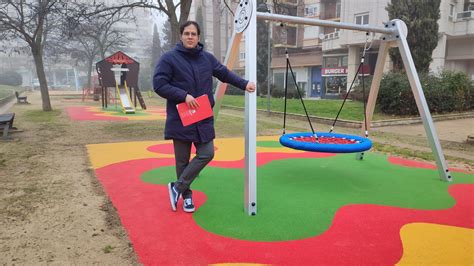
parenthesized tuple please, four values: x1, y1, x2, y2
(213, 0, 452, 216)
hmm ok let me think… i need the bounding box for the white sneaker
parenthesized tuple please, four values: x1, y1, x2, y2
(168, 182, 180, 211)
(183, 198, 195, 213)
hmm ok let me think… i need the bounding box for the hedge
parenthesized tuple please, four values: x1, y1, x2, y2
(0, 71, 22, 86)
(351, 70, 473, 115)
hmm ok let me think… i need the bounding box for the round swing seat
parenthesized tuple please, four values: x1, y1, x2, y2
(279, 132, 372, 153)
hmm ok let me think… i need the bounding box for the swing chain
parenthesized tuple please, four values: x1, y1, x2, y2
(361, 32, 374, 138)
(329, 32, 374, 134)
(362, 32, 374, 61)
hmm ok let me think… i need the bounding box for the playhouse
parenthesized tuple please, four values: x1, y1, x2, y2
(96, 51, 146, 113)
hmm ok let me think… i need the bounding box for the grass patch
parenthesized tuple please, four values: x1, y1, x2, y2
(102, 245, 115, 253)
(0, 85, 19, 98)
(373, 142, 473, 165)
(222, 95, 391, 121)
(373, 142, 436, 161)
(103, 121, 165, 140)
(23, 109, 62, 123)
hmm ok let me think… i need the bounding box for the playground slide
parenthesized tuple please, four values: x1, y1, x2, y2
(116, 83, 135, 114)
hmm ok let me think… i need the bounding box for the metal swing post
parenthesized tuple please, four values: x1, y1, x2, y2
(245, 0, 258, 216)
(392, 20, 452, 182)
(212, 0, 257, 216)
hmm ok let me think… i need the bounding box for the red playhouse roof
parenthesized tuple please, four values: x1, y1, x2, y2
(105, 51, 135, 65)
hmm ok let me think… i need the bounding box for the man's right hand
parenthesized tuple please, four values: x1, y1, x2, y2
(185, 94, 199, 109)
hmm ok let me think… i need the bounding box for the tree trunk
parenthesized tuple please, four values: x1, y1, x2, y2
(100, 48, 106, 60)
(169, 15, 180, 45)
(87, 57, 94, 89)
(32, 45, 52, 111)
(168, 0, 192, 46)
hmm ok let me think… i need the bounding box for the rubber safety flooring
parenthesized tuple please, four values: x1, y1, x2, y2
(86, 136, 474, 265)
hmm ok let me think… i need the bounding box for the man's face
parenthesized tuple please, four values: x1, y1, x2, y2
(181, 24, 199, 49)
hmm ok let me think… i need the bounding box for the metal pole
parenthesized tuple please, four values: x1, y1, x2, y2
(393, 20, 452, 182)
(244, 0, 257, 216)
(266, 21, 272, 115)
(257, 12, 395, 34)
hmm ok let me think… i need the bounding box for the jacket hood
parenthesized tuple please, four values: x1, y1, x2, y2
(175, 41, 204, 56)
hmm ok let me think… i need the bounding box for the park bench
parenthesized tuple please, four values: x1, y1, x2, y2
(0, 113, 15, 140)
(15, 91, 28, 104)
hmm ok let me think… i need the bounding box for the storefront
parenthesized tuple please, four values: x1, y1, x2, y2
(321, 53, 373, 99)
(322, 67, 348, 98)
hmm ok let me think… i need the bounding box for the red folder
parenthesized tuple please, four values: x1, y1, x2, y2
(176, 94, 213, 126)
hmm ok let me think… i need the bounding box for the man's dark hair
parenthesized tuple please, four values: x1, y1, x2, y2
(179, 21, 201, 36)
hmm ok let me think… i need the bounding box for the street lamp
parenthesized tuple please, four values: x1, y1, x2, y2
(257, 2, 272, 115)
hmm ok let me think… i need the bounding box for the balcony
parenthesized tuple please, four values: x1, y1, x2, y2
(451, 11, 474, 36)
(323, 31, 340, 40)
(322, 31, 342, 51)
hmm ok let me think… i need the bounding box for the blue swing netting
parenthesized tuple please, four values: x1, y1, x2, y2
(279, 132, 372, 153)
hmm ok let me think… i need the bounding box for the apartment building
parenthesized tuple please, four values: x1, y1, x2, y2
(321, 0, 474, 97)
(432, 0, 474, 79)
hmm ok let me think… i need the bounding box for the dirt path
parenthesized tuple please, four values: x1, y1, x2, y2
(373, 118, 473, 143)
(0, 91, 472, 264)
(1, 92, 140, 264)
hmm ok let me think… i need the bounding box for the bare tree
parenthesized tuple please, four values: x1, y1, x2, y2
(151, 0, 192, 44)
(0, 0, 68, 111)
(71, 34, 100, 90)
(71, 9, 133, 89)
(82, 1, 192, 46)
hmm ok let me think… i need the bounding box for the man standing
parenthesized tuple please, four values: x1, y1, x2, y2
(153, 21, 256, 213)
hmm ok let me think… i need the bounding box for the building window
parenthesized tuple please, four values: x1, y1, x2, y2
(274, 73, 285, 90)
(449, 4, 455, 21)
(324, 57, 339, 68)
(325, 76, 347, 94)
(341, 56, 348, 67)
(304, 5, 319, 17)
(298, 82, 307, 97)
(355, 13, 369, 25)
(239, 52, 245, 61)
